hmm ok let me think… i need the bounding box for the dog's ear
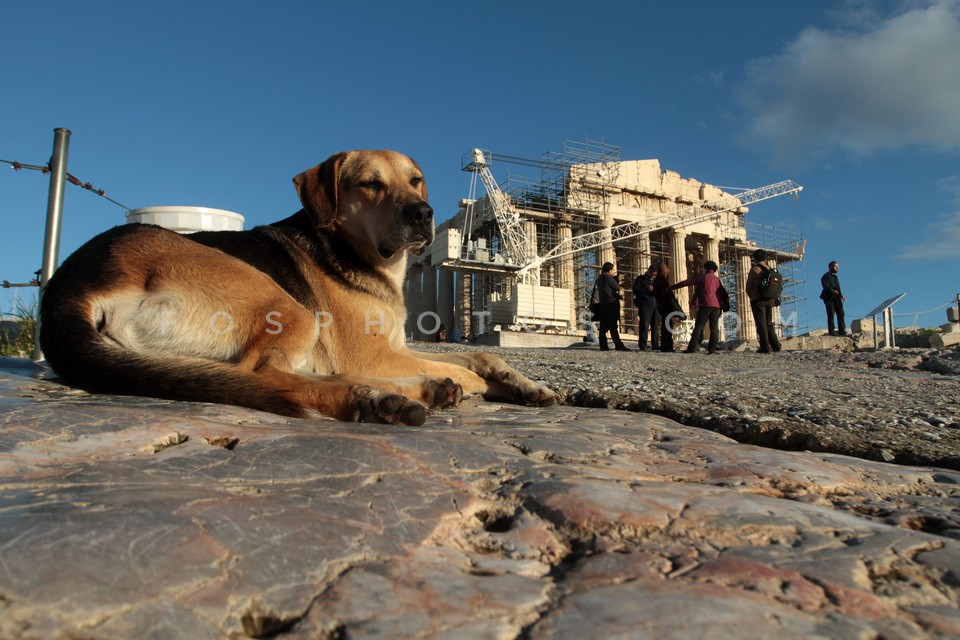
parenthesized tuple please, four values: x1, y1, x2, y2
(293, 152, 346, 228)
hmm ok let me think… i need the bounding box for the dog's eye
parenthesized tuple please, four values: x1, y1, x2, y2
(358, 180, 384, 192)
(410, 176, 423, 188)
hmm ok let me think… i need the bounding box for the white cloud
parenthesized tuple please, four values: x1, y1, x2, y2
(896, 174, 960, 260)
(739, 0, 960, 163)
(812, 216, 835, 231)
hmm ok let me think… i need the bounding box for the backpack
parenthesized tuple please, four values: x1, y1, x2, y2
(757, 264, 783, 300)
(716, 282, 731, 313)
(588, 284, 600, 320)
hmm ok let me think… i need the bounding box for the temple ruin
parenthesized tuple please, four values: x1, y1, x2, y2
(405, 139, 806, 347)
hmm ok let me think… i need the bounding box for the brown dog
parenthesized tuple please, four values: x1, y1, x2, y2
(39, 150, 557, 425)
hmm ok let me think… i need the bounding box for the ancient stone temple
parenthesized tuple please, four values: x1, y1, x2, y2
(405, 139, 805, 346)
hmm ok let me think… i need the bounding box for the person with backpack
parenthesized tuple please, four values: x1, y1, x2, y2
(819, 260, 847, 336)
(592, 262, 631, 351)
(745, 249, 782, 353)
(670, 261, 724, 354)
(631, 264, 660, 351)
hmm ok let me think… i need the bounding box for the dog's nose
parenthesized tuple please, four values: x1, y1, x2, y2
(404, 202, 433, 225)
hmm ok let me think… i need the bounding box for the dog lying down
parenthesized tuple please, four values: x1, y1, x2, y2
(39, 150, 558, 426)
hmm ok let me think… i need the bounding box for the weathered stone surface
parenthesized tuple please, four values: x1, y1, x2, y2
(780, 334, 854, 352)
(932, 332, 960, 348)
(2, 357, 960, 638)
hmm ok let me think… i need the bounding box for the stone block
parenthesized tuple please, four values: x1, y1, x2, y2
(779, 335, 855, 352)
(851, 318, 881, 334)
(930, 331, 960, 348)
(948, 306, 959, 322)
(941, 322, 960, 334)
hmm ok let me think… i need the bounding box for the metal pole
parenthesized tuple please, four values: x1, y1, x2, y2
(883, 307, 894, 350)
(890, 306, 896, 349)
(33, 128, 72, 360)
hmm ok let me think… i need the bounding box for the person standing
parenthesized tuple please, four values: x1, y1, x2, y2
(593, 262, 630, 351)
(820, 260, 846, 336)
(652, 263, 678, 353)
(631, 264, 660, 351)
(745, 249, 781, 354)
(670, 261, 723, 354)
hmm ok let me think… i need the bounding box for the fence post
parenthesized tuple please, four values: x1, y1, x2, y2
(33, 128, 72, 360)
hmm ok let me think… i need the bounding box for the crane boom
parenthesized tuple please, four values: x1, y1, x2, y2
(518, 179, 803, 277)
(464, 149, 531, 269)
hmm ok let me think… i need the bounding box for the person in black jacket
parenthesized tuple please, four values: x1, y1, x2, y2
(820, 260, 847, 336)
(652, 262, 678, 353)
(632, 264, 660, 351)
(593, 262, 630, 351)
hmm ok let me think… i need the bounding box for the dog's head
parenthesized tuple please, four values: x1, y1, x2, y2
(293, 150, 434, 265)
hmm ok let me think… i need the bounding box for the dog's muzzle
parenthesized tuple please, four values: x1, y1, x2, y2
(404, 202, 433, 230)
(379, 202, 435, 259)
(404, 202, 434, 249)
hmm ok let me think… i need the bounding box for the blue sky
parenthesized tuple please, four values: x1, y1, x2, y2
(2, 0, 959, 330)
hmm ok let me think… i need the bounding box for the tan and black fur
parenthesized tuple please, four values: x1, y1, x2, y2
(39, 150, 557, 425)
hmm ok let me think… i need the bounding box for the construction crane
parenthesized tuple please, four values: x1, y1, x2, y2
(462, 149, 540, 283)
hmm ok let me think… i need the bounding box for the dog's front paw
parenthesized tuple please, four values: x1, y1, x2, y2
(426, 377, 463, 410)
(520, 381, 560, 407)
(485, 367, 559, 407)
(351, 387, 428, 426)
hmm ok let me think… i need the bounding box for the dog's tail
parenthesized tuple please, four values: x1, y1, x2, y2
(39, 294, 308, 418)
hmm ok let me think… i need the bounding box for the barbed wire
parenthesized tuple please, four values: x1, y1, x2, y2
(898, 299, 956, 316)
(2, 157, 130, 210)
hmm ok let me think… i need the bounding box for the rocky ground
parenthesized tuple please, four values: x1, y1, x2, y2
(412, 342, 960, 471)
(6, 354, 960, 638)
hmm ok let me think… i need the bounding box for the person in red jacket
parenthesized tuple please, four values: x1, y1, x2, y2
(670, 261, 723, 354)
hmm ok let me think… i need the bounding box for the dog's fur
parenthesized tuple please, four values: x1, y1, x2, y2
(39, 150, 557, 425)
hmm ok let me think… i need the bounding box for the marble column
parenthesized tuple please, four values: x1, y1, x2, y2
(669, 229, 689, 316)
(437, 268, 454, 337)
(523, 220, 540, 285)
(637, 233, 652, 271)
(421, 263, 438, 341)
(736, 254, 756, 341)
(704, 237, 720, 266)
(558, 223, 576, 330)
(405, 263, 424, 340)
(768, 256, 781, 338)
(704, 237, 722, 342)
(458, 272, 472, 338)
(600, 209, 615, 269)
